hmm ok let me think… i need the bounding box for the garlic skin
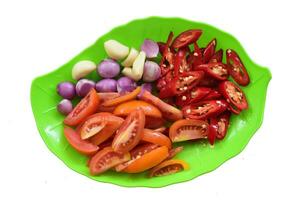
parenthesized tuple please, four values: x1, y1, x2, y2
(121, 48, 139, 67)
(104, 40, 129, 60)
(72, 60, 96, 80)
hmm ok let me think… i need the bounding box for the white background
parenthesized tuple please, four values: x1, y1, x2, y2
(1, 0, 299, 199)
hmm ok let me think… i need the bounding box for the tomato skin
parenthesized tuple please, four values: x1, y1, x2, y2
(64, 89, 100, 126)
(226, 49, 250, 86)
(182, 100, 228, 120)
(98, 92, 120, 102)
(218, 81, 248, 111)
(89, 147, 130, 175)
(142, 129, 172, 149)
(203, 38, 216, 63)
(86, 113, 124, 145)
(63, 126, 99, 155)
(113, 100, 162, 119)
(209, 49, 223, 63)
(102, 87, 141, 107)
(175, 87, 212, 107)
(139, 91, 183, 121)
(194, 62, 229, 81)
(145, 116, 165, 129)
(123, 146, 169, 173)
(149, 159, 189, 177)
(166, 146, 184, 160)
(169, 119, 209, 142)
(112, 108, 145, 153)
(172, 29, 202, 49)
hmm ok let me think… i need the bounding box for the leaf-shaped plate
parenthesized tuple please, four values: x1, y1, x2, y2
(31, 16, 271, 187)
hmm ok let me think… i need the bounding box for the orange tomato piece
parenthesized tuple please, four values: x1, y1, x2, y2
(142, 129, 172, 149)
(149, 159, 189, 177)
(102, 87, 141, 107)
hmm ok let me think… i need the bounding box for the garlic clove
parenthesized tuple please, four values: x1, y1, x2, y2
(121, 68, 140, 81)
(104, 40, 129, 60)
(72, 60, 96, 80)
(121, 48, 139, 67)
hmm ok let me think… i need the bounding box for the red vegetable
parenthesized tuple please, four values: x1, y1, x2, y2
(159, 32, 175, 76)
(172, 29, 202, 49)
(209, 49, 223, 63)
(194, 62, 229, 81)
(175, 87, 212, 107)
(203, 38, 216, 63)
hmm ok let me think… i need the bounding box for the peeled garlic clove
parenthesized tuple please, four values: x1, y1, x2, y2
(104, 40, 129, 60)
(122, 68, 140, 81)
(131, 51, 146, 80)
(121, 48, 139, 67)
(72, 60, 96, 80)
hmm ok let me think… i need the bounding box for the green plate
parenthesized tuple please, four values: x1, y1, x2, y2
(30, 16, 271, 187)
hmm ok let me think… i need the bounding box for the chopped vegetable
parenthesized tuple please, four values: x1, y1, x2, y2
(141, 39, 159, 58)
(72, 60, 96, 80)
(122, 48, 139, 67)
(143, 61, 161, 82)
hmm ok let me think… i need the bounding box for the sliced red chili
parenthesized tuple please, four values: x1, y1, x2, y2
(182, 100, 228, 120)
(174, 48, 191, 76)
(209, 49, 223, 63)
(156, 70, 174, 91)
(203, 38, 216, 63)
(160, 32, 175, 76)
(175, 87, 212, 107)
(202, 89, 222, 100)
(172, 29, 202, 49)
(194, 62, 229, 81)
(209, 111, 231, 141)
(159, 71, 204, 98)
(198, 74, 219, 87)
(219, 81, 248, 112)
(226, 49, 250, 86)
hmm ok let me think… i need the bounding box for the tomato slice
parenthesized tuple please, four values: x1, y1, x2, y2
(159, 71, 204, 98)
(98, 92, 120, 102)
(209, 49, 223, 63)
(169, 119, 209, 142)
(145, 116, 165, 129)
(182, 100, 228, 120)
(153, 127, 167, 133)
(83, 113, 124, 145)
(102, 87, 141, 107)
(194, 62, 229, 81)
(64, 88, 100, 126)
(210, 112, 231, 140)
(218, 81, 248, 111)
(112, 108, 145, 153)
(113, 100, 162, 119)
(149, 159, 189, 177)
(203, 38, 216, 63)
(166, 146, 184, 160)
(123, 146, 169, 173)
(175, 87, 212, 107)
(63, 126, 99, 155)
(139, 90, 183, 121)
(142, 129, 172, 149)
(226, 49, 250, 86)
(89, 147, 130, 175)
(171, 29, 202, 49)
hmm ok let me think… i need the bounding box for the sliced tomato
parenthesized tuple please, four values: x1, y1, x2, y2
(182, 100, 228, 120)
(142, 129, 172, 149)
(169, 119, 209, 142)
(175, 87, 212, 107)
(113, 100, 162, 119)
(145, 116, 165, 129)
(218, 81, 248, 112)
(122, 146, 169, 173)
(209, 49, 223, 63)
(102, 87, 141, 107)
(226, 49, 250, 86)
(194, 62, 229, 81)
(153, 127, 167, 133)
(149, 159, 189, 177)
(83, 113, 124, 145)
(159, 71, 204, 98)
(63, 126, 99, 155)
(203, 38, 216, 63)
(166, 146, 184, 160)
(210, 111, 231, 140)
(89, 147, 130, 175)
(112, 108, 145, 153)
(139, 90, 183, 121)
(98, 92, 120, 102)
(64, 88, 100, 126)
(172, 29, 202, 49)
(98, 105, 116, 112)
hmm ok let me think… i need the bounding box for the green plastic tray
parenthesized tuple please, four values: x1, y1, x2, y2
(30, 16, 271, 187)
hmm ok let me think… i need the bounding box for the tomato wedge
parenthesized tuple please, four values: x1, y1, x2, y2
(166, 146, 184, 160)
(98, 92, 120, 102)
(149, 159, 189, 177)
(171, 29, 202, 49)
(209, 49, 223, 63)
(194, 62, 229, 81)
(64, 88, 100, 126)
(63, 126, 99, 155)
(182, 100, 228, 120)
(142, 129, 172, 149)
(218, 81, 248, 112)
(112, 108, 145, 153)
(226, 49, 250, 86)
(89, 147, 130, 175)
(203, 38, 216, 63)
(82, 113, 124, 145)
(123, 146, 169, 173)
(139, 90, 183, 121)
(113, 100, 162, 119)
(102, 87, 141, 107)
(169, 119, 209, 142)
(159, 71, 204, 98)
(175, 87, 212, 107)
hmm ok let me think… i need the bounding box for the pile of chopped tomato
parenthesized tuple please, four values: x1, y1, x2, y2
(60, 29, 250, 178)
